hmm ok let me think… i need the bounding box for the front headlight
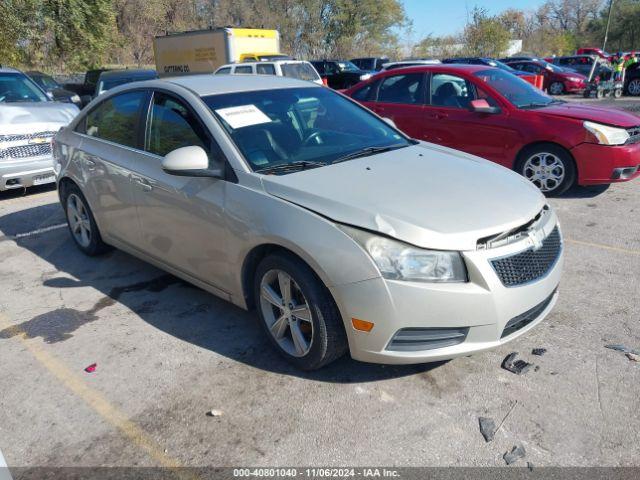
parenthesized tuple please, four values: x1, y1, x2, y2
(584, 121, 629, 145)
(339, 225, 467, 283)
(359, 73, 372, 81)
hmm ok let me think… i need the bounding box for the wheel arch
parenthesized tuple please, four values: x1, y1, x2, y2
(515, 141, 578, 174)
(241, 243, 332, 311)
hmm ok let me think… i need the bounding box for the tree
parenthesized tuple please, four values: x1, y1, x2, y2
(0, 0, 41, 65)
(462, 7, 510, 57)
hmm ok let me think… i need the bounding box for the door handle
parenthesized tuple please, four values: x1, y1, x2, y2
(132, 175, 153, 192)
(84, 158, 96, 171)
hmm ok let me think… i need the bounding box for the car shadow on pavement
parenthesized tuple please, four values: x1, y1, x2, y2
(0, 183, 57, 201)
(562, 183, 610, 198)
(0, 201, 443, 383)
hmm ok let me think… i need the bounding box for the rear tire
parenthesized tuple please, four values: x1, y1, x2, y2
(62, 183, 110, 256)
(516, 144, 576, 197)
(254, 252, 348, 370)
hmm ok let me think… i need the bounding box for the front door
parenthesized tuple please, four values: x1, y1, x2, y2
(423, 73, 519, 167)
(131, 91, 230, 292)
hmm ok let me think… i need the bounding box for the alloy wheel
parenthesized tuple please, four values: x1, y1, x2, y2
(628, 79, 640, 96)
(523, 152, 565, 193)
(259, 269, 314, 357)
(66, 193, 92, 248)
(549, 82, 564, 95)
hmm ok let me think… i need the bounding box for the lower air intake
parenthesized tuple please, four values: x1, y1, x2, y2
(386, 327, 469, 352)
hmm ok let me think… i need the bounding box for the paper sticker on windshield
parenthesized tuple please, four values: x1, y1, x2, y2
(215, 105, 271, 129)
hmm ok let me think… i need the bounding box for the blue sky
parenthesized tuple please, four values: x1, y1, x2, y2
(402, 0, 544, 38)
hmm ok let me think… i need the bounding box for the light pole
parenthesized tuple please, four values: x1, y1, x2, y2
(603, 0, 615, 52)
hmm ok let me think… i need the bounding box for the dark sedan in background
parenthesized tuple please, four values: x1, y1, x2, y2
(310, 60, 373, 89)
(26, 71, 82, 106)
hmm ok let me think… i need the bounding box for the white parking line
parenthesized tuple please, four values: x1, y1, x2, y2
(0, 223, 67, 241)
(0, 448, 13, 480)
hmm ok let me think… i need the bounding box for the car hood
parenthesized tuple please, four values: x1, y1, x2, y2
(536, 102, 640, 127)
(0, 102, 79, 132)
(261, 143, 545, 251)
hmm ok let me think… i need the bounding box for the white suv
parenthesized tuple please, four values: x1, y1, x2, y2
(215, 60, 323, 85)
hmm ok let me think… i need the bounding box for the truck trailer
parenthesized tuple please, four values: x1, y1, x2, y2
(154, 27, 283, 76)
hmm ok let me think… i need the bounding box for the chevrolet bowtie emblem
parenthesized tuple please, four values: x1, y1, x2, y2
(527, 229, 545, 251)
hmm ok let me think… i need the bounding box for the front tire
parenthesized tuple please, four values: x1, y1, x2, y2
(517, 144, 576, 197)
(254, 253, 348, 370)
(549, 81, 565, 95)
(62, 184, 110, 256)
(626, 78, 640, 96)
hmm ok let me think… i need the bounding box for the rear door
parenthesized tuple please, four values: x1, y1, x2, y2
(75, 90, 150, 248)
(366, 72, 427, 139)
(131, 90, 230, 293)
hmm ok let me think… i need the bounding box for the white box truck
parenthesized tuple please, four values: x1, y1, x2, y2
(154, 27, 285, 76)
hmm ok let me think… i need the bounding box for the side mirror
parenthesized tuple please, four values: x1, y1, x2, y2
(162, 146, 222, 178)
(382, 117, 397, 128)
(469, 99, 501, 114)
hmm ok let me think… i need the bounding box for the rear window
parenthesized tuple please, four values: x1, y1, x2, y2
(234, 66, 253, 74)
(256, 64, 276, 75)
(216, 67, 231, 75)
(281, 63, 320, 82)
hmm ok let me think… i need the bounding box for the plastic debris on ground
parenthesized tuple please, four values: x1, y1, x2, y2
(84, 363, 97, 373)
(503, 445, 526, 465)
(531, 348, 547, 356)
(626, 353, 639, 363)
(206, 409, 223, 417)
(478, 417, 496, 443)
(502, 353, 533, 375)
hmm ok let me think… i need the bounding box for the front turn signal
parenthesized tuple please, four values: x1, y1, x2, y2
(351, 318, 374, 332)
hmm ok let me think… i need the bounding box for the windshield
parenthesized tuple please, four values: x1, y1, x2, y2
(0, 73, 48, 103)
(281, 63, 321, 82)
(32, 74, 60, 90)
(337, 61, 360, 72)
(203, 87, 410, 173)
(98, 73, 157, 93)
(474, 69, 557, 109)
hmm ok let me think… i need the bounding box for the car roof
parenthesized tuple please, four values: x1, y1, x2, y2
(99, 69, 157, 79)
(220, 60, 310, 68)
(0, 66, 23, 74)
(379, 64, 492, 74)
(158, 74, 321, 96)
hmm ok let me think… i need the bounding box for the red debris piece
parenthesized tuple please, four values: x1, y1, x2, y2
(84, 363, 97, 373)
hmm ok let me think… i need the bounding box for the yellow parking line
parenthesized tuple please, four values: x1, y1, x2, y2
(565, 238, 640, 256)
(0, 313, 197, 480)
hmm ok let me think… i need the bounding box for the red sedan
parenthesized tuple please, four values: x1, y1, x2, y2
(501, 60, 587, 95)
(344, 65, 640, 195)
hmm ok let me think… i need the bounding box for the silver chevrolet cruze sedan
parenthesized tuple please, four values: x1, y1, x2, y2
(53, 75, 563, 370)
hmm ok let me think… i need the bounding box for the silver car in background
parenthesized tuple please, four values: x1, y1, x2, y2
(0, 67, 79, 191)
(54, 75, 563, 370)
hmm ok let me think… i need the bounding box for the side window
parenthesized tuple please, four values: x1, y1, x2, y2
(523, 63, 542, 74)
(256, 63, 276, 75)
(351, 81, 378, 101)
(84, 90, 146, 148)
(216, 67, 231, 75)
(234, 66, 253, 74)
(378, 74, 425, 105)
(311, 63, 325, 75)
(430, 73, 476, 109)
(146, 92, 210, 158)
(325, 63, 338, 75)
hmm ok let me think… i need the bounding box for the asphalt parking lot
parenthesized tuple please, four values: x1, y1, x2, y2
(1, 101, 639, 470)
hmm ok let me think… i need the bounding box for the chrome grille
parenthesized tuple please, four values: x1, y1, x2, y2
(0, 131, 56, 143)
(1, 143, 52, 159)
(491, 227, 562, 287)
(627, 126, 640, 145)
